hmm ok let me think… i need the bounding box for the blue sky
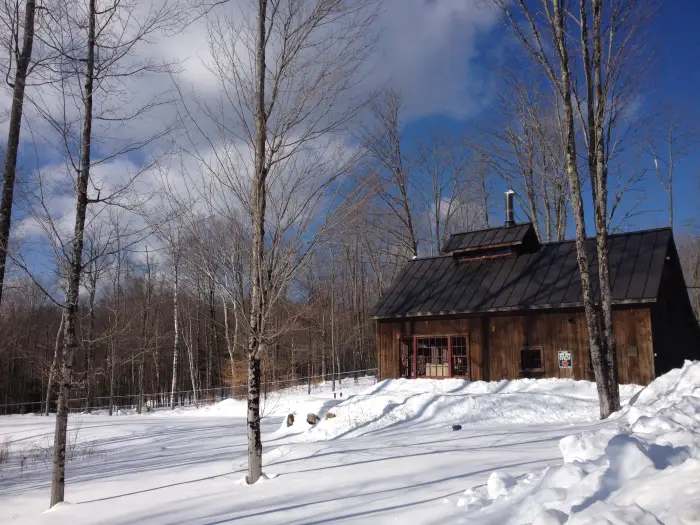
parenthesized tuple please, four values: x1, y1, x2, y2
(645, 0, 700, 232)
(5, 0, 699, 278)
(400, 0, 700, 236)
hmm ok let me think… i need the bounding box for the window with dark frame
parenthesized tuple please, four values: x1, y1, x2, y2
(451, 336, 469, 377)
(416, 337, 449, 377)
(521, 347, 543, 375)
(399, 337, 414, 378)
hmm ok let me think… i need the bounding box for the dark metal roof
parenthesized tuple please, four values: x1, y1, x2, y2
(442, 223, 536, 254)
(370, 228, 673, 319)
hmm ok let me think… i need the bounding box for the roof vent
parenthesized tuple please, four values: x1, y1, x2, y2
(505, 190, 515, 227)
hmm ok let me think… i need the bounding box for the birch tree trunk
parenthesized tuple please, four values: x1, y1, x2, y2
(493, 0, 614, 419)
(578, 0, 620, 415)
(44, 312, 64, 416)
(185, 316, 198, 407)
(549, 0, 608, 418)
(85, 269, 97, 414)
(170, 255, 179, 410)
(222, 294, 237, 389)
(591, 0, 620, 413)
(0, 0, 36, 309)
(50, 0, 96, 506)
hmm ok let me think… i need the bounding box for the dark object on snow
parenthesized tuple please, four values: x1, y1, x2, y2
(286, 414, 295, 427)
(306, 413, 319, 425)
(452, 424, 462, 431)
(324, 412, 336, 420)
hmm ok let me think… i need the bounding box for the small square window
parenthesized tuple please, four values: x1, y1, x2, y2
(521, 348, 543, 373)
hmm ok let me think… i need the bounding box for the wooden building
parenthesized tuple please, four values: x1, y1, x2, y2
(370, 221, 700, 386)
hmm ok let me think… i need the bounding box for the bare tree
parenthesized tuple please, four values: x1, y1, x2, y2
(169, 231, 181, 409)
(178, 0, 380, 484)
(648, 104, 698, 231)
(492, 0, 617, 417)
(479, 73, 568, 241)
(413, 132, 466, 254)
(575, 0, 654, 411)
(471, 149, 492, 228)
(44, 309, 64, 415)
(361, 87, 419, 258)
(137, 248, 153, 414)
(36, 0, 184, 506)
(0, 0, 36, 309)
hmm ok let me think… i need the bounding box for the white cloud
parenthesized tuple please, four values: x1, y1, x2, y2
(159, 0, 500, 123)
(371, 0, 500, 119)
(3, 0, 501, 283)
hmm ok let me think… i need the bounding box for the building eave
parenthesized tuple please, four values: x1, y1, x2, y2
(370, 298, 658, 320)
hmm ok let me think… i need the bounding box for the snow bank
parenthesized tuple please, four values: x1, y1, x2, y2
(455, 360, 700, 525)
(290, 376, 641, 441)
(176, 376, 376, 422)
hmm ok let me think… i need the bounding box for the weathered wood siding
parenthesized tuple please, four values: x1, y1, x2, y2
(376, 307, 656, 385)
(376, 317, 484, 381)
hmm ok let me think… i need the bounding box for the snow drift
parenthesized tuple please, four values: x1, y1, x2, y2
(287, 376, 642, 441)
(454, 360, 700, 525)
(181, 376, 376, 421)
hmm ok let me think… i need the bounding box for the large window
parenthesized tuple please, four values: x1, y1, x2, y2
(400, 338, 414, 378)
(416, 337, 449, 377)
(400, 335, 469, 378)
(451, 336, 469, 377)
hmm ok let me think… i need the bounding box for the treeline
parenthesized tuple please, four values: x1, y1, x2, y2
(0, 226, 384, 414)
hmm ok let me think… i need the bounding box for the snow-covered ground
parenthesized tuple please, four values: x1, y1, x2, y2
(0, 365, 698, 525)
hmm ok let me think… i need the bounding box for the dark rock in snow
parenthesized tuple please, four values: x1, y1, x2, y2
(307, 413, 319, 425)
(452, 424, 462, 431)
(286, 414, 295, 427)
(324, 412, 336, 420)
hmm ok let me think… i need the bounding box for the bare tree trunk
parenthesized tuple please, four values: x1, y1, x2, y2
(50, 0, 95, 506)
(170, 256, 179, 410)
(108, 338, 115, 415)
(551, 0, 608, 419)
(246, 0, 268, 485)
(0, 0, 36, 309)
(185, 316, 198, 407)
(494, 0, 615, 420)
(591, 0, 620, 413)
(331, 251, 336, 393)
(246, 345, 263, 483)
(154, 295, 161, 394)
(85, 270, 97, 414)
(222, 294, 237, 389)
(208, 277, 217, 393)
(45, 312, 64, 416)
(363, 88, 418, 259)
(109, 236, 122, 417)
(137, 252, 151, 414)
(321, 313, 326, 381)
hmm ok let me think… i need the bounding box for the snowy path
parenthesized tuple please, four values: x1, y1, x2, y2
(0, 413, 611, 525)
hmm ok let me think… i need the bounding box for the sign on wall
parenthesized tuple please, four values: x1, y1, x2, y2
(558, 350, 572, 369)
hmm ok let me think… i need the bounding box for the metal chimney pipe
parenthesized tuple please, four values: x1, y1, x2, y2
(505, 190, 515, 227)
